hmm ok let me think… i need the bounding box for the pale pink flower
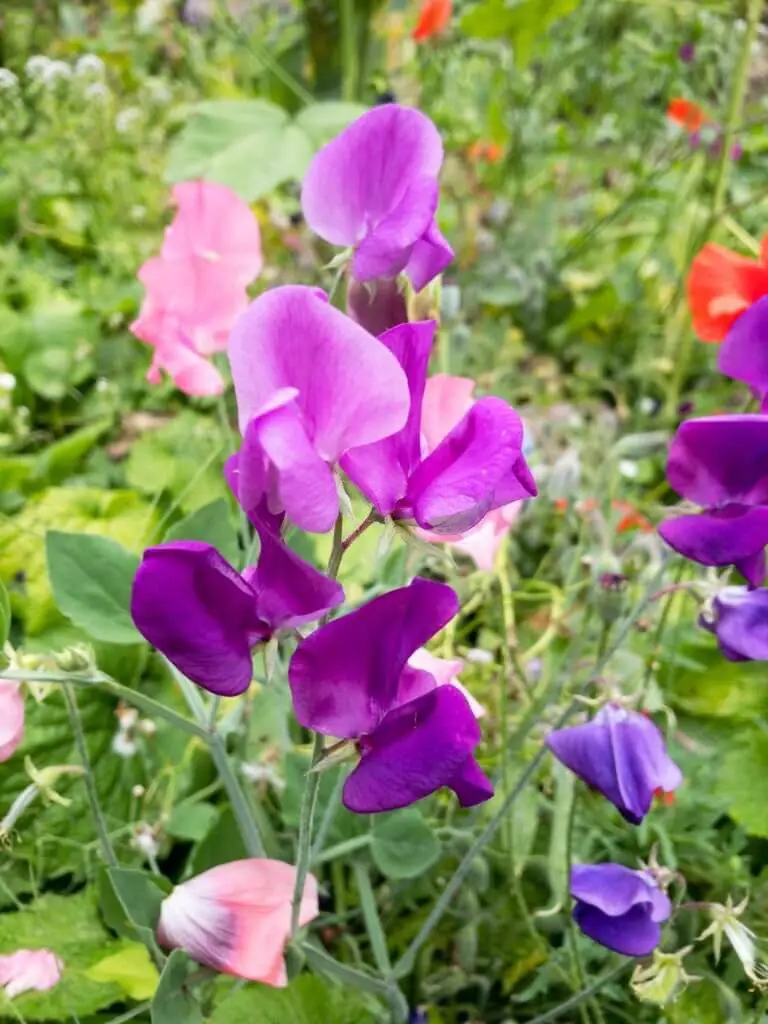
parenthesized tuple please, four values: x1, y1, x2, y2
(0, 950, 62, 999)
(418, 374, 522, 569)
(408, 647, 486, 717)
(131, 180, 262, 396)
(0, 682, 24, 762)
(157, 859, 318, 986)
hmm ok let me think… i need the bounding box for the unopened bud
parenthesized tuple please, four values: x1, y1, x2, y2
(631, 947, 699, 1005)
(592, 553, 627, 624)
(52, 644, 93, 672)
(131, 784, 146, 799)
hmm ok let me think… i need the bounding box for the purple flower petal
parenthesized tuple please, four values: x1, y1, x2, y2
(571, 863, 663, 916)
(573, 903, 662, 957)
(342, 685, 492, 813)
(547, 705, 682, 824)
(666, 415, 768, 507)
(229, 285, 410, 459)
(405, 397, 537, 533)
(707, 586, 768, 661)
(405, 220, 454, 294)
(736, 549, 767, 588)
(288, 577, 459, 737)
(346, 277, 408, 336)
(718, 295, 768, 395)
(658, 505, 768, 572)
(351, 177, 438, 282)
(242, 526, 343, 630)
(131, 542, 264, 696)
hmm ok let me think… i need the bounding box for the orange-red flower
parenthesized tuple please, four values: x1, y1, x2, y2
(666, 98, 708, 133)
(412, 0, 452, 42)
(687, 237, 768, 342)
(467, 141, 504, 163)
(613, 500, 652, 534)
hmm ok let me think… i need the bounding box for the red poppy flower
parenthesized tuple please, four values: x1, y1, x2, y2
(467, 141, 504, 163)
(666, 98, 708, 133)
(612, 500, 652, 534)
(413, 0, 452, 42)
(687, 237, 768, 342)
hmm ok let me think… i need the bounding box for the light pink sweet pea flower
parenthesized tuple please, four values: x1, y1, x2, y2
(131, 180, 262, 396)
(157, 859, 318, 986)
(0, 950, 62, 999)
(418, 374, 522, 569)
(407, 648, 486, 718)
(0, 681, 24, 762)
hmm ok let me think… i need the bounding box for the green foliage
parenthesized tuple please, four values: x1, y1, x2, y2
(371, 809, 441, 880)
(165, 498, 240, 566)
(209, 975, 381, 1024)
(151, 950, 203, 1024)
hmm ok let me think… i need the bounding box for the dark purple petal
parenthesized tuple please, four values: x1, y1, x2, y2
(341, 321, 436, 514)
(288, 578, 459, 737)
(131, 542, 264, 696)
(546, 705, 682, 824)
(346, 277, 408, 336)
(658, 506, 768, 571)
(243, 527, 344, 630)
(342, 685, 492, 813)
(718, 296, 768, 395)
(351, 177, 438, 283)
(405, 397, 537, 533)
(736, 549, 767, 588)
(224, 453, 285, 534)
(666, 415, 768, 507)
(708, 586, 768, 660)
(405, 220, 453, 293)
(573, 903, 662, 957)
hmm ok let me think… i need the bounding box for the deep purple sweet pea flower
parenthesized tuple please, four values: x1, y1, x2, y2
(700, 586, 768, 661)
(659, 415, 768, 585)
(346, 276, 408, 336)
(131, 538, 343, 696)
(288, 577, 493, 813)
(301, 105, 453, 292)
(546, 704, 682, 824)
(571, 864, 671, 956)
(340, 322, 536, 534)
(718, 296, 768, 405)
(228, 286, 410, 534)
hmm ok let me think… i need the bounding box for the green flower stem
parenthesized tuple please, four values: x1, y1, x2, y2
(62, 685, 118, 869)
(312, 833, 371, 866)
(527, 962, 629, 1024)
(353, 862, 393, 976)
(291, 731, 325, 936)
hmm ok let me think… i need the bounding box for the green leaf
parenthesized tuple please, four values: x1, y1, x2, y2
(166, 800, 219, 842)
(209, 974, 381, 1024)
(547, 760, 575, 902)
(152, 949, 204, 1024)
(105, 868, 167, 962)
(461, 0, 580, 66)
(32, 417, 113, 487)
(167, 99, 366, 202)
(371, 808, 440, 880)
(46, 530, 141, 644)
(85, 940, 160, 999)
(165, 498, 239, 565)
(0, 575, 9, 651)
(714, 727, 768, 837)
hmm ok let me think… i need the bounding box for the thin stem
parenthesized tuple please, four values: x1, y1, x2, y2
(564, 791, 603, 1024)
(339, 0, 357, 101)
(62, 686, 118, 868)
(310, 768, 347, 861)
(312, 833, 371, 866)
(341, 508, 378, 555)
(105, 1002, 152, 1024)
(353, 862, 393, 976)
(326, 513, 346, 581)
(292, 732, 325, 935)
(526, 963, 629, 1024)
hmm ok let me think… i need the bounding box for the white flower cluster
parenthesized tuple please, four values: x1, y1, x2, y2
(0, 68, 19, 90)
(25, 56, 72, 85)
(74, 54, 105, 78)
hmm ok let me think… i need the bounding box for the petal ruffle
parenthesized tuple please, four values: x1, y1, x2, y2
(708, 586, 768, 661)
(666, 415, 768, 507)
(718, 295, 768, 394)
(658, 506, 768, 573)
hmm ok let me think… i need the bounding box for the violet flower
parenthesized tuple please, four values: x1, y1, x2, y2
(678, 42, 695, 63)
(571, 863, 671, 956)
(658, 415, 768, 586)
(340, 322, 536, 534)
(228, 285, 411, 533)
(701, 586, 768, 661)
(131, 537, 343, 696)
(718, 296, 768, 407)
(301, 105, 453, 292)
(546, 704, 682, 824)
(288, 577, 493, 813)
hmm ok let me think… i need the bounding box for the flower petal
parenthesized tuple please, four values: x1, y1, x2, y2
(404, 219, 454, 293)
(570, 864, 661, 917)
(343, 685, 492, 813)
(131, 542, 264, 696)
(0, 682, 24, 762)
(573, 903, 662, 957)
(666, 415, 768, 507)
(351, 177, 438, 282)
(0, 950, 62, 999)
(658, 506, 768, 571)
(709, 586, 768, 660)
(718, 295, 768, 395)
(289, 577, 459, 737)
(687, 242, 768, 343)
(421, 374, 476, 453)
(346, 277, 408, 336)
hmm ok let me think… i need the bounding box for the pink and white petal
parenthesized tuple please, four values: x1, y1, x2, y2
(0, 682, 24, 762)
(451, 504, 520, 571)
(421, 374, 476, 454)
(0, 950, 62, 999)
(407, 649, 485, 718)
(155, 343, 225, 397)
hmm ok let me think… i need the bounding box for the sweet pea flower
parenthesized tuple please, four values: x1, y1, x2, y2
(412, 0, 452, 42)
(346, 276, 408, 336)
(342, 335, 536, 536)
(158, 859, 318, 986)
(288, 578, 493, 813)
(228, 286, 410, 534)
(0, 950, 62, 999)
(571, 864, 671, 956)
(718, 295, 768, 406)
(658, 416, 768, 586)
(667, 98, 708, 133)
(301, 105, 453, 293)
(407, 647, 486, 717)
(0, 682, 24, 762)
(547, 704, 682, 824)
(131, 536, 343, 696)
(687, 236, 768, 342)
(131, 180, 262, 395)
(700, 586, 768, 661)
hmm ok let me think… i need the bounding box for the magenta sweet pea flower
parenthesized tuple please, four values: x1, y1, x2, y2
(718, 296, 768, 407)
(659, 415, 768, 586)
(288, 577, 493, 813)
(301, 105, 453, 292)
(571, 864, 671, 956)
(228, 286, 410, 534)
(341, 325, 536, 534)
(546, 704, 682, 824)
(131, 536, 343, 696)
(701, 586, 768, 661)
(346, 276, 408, 336)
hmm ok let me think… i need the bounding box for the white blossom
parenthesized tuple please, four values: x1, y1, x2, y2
(75, 54, 105, 78)
(0, 69, 19, 90)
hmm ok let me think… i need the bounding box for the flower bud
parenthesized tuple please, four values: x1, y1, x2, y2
(631, 947, 698, 1005)
(52, 644, 93, 672)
